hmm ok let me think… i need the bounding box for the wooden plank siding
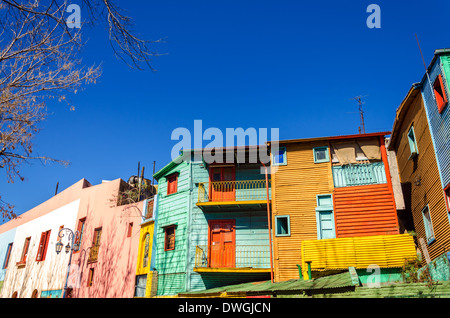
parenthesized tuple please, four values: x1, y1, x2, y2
(271, 141, 334, 282)
(389, 86, 450, 264)
(334, 184, 399, 238)
(153, 161, 191, 296)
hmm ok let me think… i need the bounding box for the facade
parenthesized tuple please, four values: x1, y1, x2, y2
(134, 196, 158, 297)
(153, 147, 272, 296)
(388, 51, 450, 264)
(0, 177, 153, 298)
(0, 179, 89, 298)
(67, 178, 150, 298)
(420, 49, 450, 194)
(268, 132, 416, 282)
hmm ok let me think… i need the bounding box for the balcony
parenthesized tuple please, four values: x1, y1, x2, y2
(332, 162, 387, 188)
(194, 245, 271, 273)
(197, 180, 271, 210)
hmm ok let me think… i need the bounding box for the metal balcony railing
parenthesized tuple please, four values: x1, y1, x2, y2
(194, 245, 271, 269)
(332, 162, 387, 187)
(198, 180, 271, 203)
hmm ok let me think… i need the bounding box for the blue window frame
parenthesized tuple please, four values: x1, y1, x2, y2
(407, 126, 419, 159)
(272, 147, 287, 166)
(422, 205, 435, 244)
(313, 146, 330, 163)
(275, 215, 290, 236)
(316, 194, 335, 240)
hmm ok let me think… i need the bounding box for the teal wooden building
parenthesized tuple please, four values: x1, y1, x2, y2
(152, 147, 272, 296)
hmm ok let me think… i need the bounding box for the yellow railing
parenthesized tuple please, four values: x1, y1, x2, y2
(194, 245, 270, 269)
(198, 180, 270, 203)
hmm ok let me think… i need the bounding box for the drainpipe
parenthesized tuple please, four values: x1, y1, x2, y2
(261, 161, 274, 284)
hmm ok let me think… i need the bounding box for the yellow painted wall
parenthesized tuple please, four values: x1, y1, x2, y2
(136, 221, 154, 276)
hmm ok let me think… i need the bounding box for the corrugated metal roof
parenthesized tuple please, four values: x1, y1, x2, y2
(179, 271, 355, 297)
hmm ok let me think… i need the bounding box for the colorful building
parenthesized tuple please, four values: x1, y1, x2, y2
(0, 177, 154, 298)
(420, 49, 450, 197)
(388, 49, 450, 264)
(0, 179, 89, 298)
(152, 147, 272, 296)
(268, 132, 417, 282)
(134, 196, 158, 297)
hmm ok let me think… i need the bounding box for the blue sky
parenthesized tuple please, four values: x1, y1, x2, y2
(1, 0, 449, 223)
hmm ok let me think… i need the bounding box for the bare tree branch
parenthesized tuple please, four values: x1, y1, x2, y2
(0, 0, 162, 220)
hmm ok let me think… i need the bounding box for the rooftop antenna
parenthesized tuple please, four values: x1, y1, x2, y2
(415, 33, 435, 101)
(351, 95, 367, 134)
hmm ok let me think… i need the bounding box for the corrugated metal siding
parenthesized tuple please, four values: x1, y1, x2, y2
(392, 87, 450, 263)
(271, 141, 334, 282)
(334, 183, 399, 238)
(301, 234, 417, 275)
(422, 54, 450, 188)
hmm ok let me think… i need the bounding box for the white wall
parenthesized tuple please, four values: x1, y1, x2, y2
(0, 199, 80, 298)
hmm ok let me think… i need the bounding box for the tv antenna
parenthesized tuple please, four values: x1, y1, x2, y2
(351, 95, 367, 134)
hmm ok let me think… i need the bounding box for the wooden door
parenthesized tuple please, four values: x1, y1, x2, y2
(210, 166, 235, 201)
(318, 211, 336, 239)
(209, 220, 236, 268)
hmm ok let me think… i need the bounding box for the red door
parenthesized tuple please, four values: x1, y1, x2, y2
(209, 220, 236, 268)
(210, 166, 235, 201)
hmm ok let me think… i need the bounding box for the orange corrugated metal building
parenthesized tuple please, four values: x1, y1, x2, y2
(388, 84, 450, 263)
(268, 132, 413, 282)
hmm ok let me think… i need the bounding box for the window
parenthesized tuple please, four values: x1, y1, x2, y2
(57, 225, 64, 242)
(127, 222, 133, 238)
(407, 126, 419, 159)
(316, 194, 336, 240)
(2, 243, 13, 269)
(272, 147, 287, 166)
(313, 146, 330, 163)
(74, 217, 86, 252)
(167, 173, 178, 195)
(36, 230, 51, 261)
(422, 205, 435, 244)
(433, 74, 448, 114)
(445, 185, 450, 213)
(164, 225, 176, 251)
(444, 185, 450, 226)
(92, 227, 102, 247)
(275, 216, 290, 236)
(17, 237, 31, 266)
(87, 268, 95, 287)
(142, 233, 150, 268)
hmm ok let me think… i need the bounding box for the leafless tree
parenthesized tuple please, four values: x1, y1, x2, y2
(0, 0, 162, 220)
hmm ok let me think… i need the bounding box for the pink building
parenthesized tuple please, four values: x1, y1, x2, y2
(67, 178, 148, 298)
(0, 177, 151, 298)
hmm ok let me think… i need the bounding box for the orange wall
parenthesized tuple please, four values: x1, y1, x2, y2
(334, 184, 399, 238)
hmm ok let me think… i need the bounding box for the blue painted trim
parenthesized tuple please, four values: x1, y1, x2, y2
(275, 215, 290, 236)
(272, 146, 287, 166)
(313, 146, 330, 163)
